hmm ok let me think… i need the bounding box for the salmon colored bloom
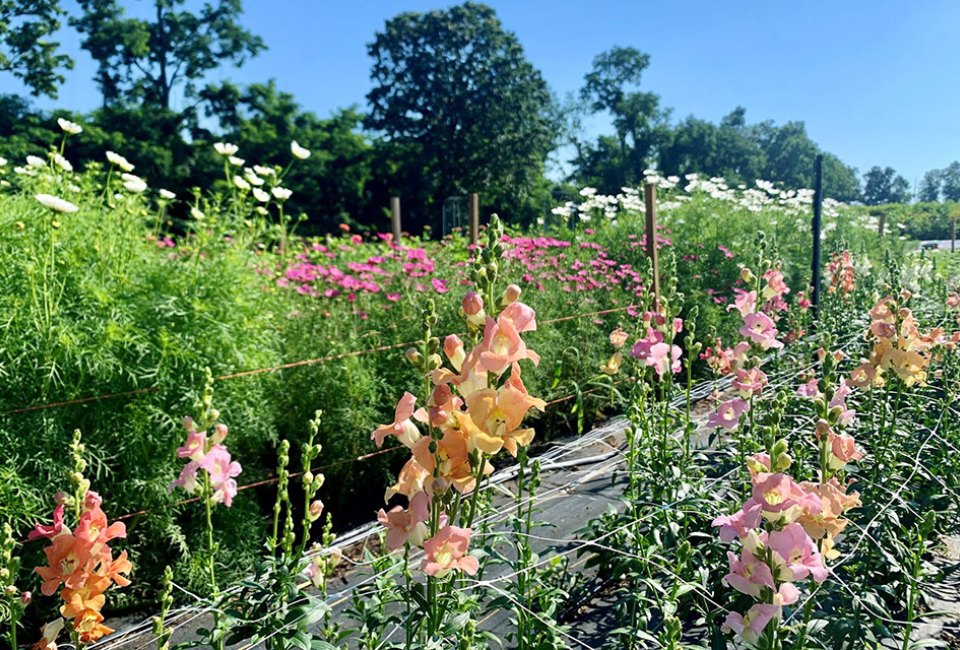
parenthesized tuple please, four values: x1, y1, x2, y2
(412, 430, 476, 494)
(478, 314, 540, 376)
(378, 491, 431, 550)
(608, 327, 629, 349)
(599, 351, 623, 375)
(422, 525, 479, 578)
(371, 392, 422, 448)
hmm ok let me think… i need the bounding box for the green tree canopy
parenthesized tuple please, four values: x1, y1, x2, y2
(365, 1, 558, 230)
(862, 166, 912, 205)
(0, 0, 73, 97)
(71, 0, 265, 113)
(577, 45, 669, 187)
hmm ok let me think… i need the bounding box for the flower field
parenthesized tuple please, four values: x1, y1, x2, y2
(2, 124, 960, 649)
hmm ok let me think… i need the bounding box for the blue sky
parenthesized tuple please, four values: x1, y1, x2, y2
(5, 0, 958, 187)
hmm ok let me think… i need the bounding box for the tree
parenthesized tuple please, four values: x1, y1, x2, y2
(940, 162, 960, 202)
(365, 2, 557, 230)
(862, 166, 912, 205)
(578, 46, 669, 186)
(918, 169, 942, 202)
(0, 0, 73, 97)
(71, 0, 265, 113)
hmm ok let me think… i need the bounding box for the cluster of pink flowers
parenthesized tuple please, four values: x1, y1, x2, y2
(273, 240, 450, 304)
(373, 282, 543, 579)
(169, 417, 242, 507)
(715, 348, 866, 645)
(503, 235, 646, 299)
(629, 310, 685, 378)
(825, 250, 856, 296)
(703, 265, 792, 430)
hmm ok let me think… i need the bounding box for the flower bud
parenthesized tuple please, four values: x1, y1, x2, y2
(20, 591, 31, 606)
(304, 471, 314, 485)
(462, 291, 484, 316)
(211, 423, 228, 445)
(502, 284, 521, 305)
(427, 353, 442, 371)
(308, 499, 324, 522)
(405, 347, 423, 366)
(740, 267, 755, 284)
(209, 408, 220, 421)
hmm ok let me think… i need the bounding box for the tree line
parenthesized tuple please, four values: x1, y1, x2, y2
(0, 1, 954, 233)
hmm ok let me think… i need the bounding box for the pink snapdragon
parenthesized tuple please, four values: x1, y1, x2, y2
(647, 342, 682, 377)
(739, 312, 783, 350)
(733, 367, 767, 397)
(707, 398, 750, 430)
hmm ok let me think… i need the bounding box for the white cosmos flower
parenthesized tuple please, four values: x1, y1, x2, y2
(159, 189, 176, 200)
(271, 186, 292, 201)
(35, 193, 79, 213)
(243, 169, 264, 186)
(214, 142, 239, 156)
(57, 118, 83, 135)
(252, 187, 270, 203)
(191, 207, 206, 220)
(228, 156, 244, 166)
(106, 151, 134, 172)
(53, 154, 73, 172)
(121, 173, 147, 193)
(233, 175, 251, 191)
(26, 155, 45, 168)
(0, 157, 7, 166)
(290, 140, 311, 160)
(253, 165, 275, 177)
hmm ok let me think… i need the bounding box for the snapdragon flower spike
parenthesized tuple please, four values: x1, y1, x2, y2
(32, 491, 131, 645)
(170, 417, 242, 507)
(371, 391, 421, 448)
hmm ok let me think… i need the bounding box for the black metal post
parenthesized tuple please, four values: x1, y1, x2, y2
(811, 154, 824, 319)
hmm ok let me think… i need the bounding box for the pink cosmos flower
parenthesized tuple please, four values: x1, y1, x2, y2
(421, 525, 480, 578)
(707, 398, 749, 430)
(377, 491, 431, 551)
(371, 392, 422, 448)
(724, 549, 775, 598)
(740, 312, 783, 350)
(767, 522, 829, 583)
(647, 342, 682, 377)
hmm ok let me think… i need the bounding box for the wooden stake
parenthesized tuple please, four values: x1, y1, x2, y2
(877, 211, 885, 236)
(390, 196, 401, 245)
(470, 192, 479, 246)
(952, 215, 957, 254)
(644, 182, 661, 308)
